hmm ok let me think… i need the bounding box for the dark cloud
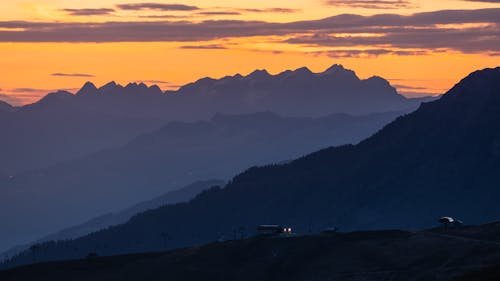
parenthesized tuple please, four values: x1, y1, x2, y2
(10, 88, 48, 93)
(324, 0, 414, 9)
(116, 3, 199, 11)
(140, 80, 170, 84)
(286, 24, 500, 53)
(310, 49, 428, 58)
(197, 11, 242, 16)
(51, 73, 95, 77)
(137, 14, 187, 19)
(61, 8, 115, 16)
(392, 84, 429, 90)
(0, 8, 498, 55)
(241, 8, 301, 13)
(179, 44, 228, 49)
(10, 88, 78, 95)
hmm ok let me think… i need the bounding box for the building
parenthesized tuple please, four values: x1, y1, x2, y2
(257, 225, 292, 235)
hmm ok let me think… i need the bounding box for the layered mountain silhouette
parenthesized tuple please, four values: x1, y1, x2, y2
(0, 110, 402, 252)
(0, 180, 223, 260)
(0, 64, 430, 176)
(2, 67, 497, 265)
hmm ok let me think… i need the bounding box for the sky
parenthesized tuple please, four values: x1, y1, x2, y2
(0, 0, 499, 105)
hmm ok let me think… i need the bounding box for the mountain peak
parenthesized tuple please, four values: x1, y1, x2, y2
(247, 69, 271, 79)
(102, 81, 117, 88)
(99, 81, 123, 95)
(76, 82, 98, 96)
(443, 67, 500, 103)
(38, 90, 74, 104)
(294, 67, 313, 75)
(324, 64, 346, 73)
(322, 64, 359, 80)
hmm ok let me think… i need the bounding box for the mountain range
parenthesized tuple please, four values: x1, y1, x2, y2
(2, 67, 496, 266)
(0, 64, 430, 177)
(0, 110, 403, 253)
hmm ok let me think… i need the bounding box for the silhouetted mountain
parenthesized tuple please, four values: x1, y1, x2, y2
(0, 110, 402, 252)
(0, 101, 15, 113)
(3, 222, 500, 280)
(0, 89, 165, 177)
(0, 180, 223, 261)
(2, 67, 497, 264)
(171, 64, 424, 117)
(0, 65, 431, 177)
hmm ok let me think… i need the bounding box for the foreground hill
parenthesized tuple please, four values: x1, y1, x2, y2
(0, 111, 400, 253)
(0, 64, 428, 176)
(3, 222, 500, 281)
(3, 67, 499, 267)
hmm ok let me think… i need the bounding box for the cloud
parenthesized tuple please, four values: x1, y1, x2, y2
(310, 48, 428, 58)
(324, 0, 414, 9)
(116, 3, 199, 11)
(0, 93, 22, 106)
(61, 8, 115, 16)
(0, 8, 498, 55)
(180, 44, 228, 49)
(140, 80, 170, 84)
(51, 73, 95, 77)
(137, 14, 187, 19)
(241, 8, 301, 13)
(392, 84, 429, 90)
(285, 24, 500, 53)
(197, 11, 242, 16)
(10, 88, 48, 93)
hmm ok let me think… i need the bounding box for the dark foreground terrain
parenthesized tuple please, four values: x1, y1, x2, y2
(2, 222, 500, 281)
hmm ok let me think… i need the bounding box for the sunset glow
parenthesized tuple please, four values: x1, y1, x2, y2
(1, 0, 499, 105)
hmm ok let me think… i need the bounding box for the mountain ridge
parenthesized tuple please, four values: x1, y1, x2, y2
(2, 67, 496, 263)
(0, 110, 404, 252)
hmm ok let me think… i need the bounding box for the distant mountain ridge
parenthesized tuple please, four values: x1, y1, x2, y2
(0, 180, 223, 261)
(2, 67, 497, 264)
(15, 64, 427, 121)
(0, 64, 431, 177)
(0, 110, 404, 253)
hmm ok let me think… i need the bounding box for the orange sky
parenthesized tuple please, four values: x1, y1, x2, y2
(0, 0, 499, 105)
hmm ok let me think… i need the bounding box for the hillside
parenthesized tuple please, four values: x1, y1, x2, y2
(0, 180, 223, 260)
(3, 222, 500, 281)
(0, 110, 401, 252)
(2, 67, 498, 267)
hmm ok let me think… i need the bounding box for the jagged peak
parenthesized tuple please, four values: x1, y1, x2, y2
(322, 64, 358, 80)
(100, 81, 119, 89)
(76, 81, 98, 96)
(324, 64, 346, 73)
(125, 82, 148, 89)
(247, 69, 271, 79)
